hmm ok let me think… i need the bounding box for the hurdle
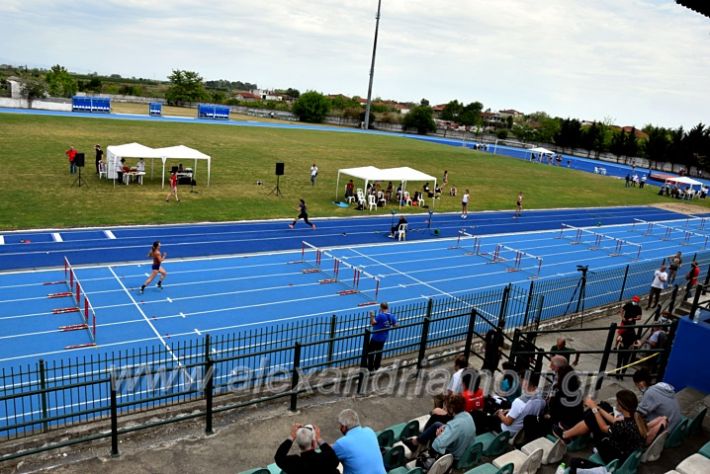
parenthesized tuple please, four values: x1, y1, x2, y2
(632, 218, 655, 236)
(450, 230, 481, 256)
(636, 219, 710, 249)
(557, 224, 584, 244)
(484, 244, 543, 279)
(610, 238, 642, 259)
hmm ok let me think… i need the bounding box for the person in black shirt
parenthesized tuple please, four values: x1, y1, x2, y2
(616, 296, 642, 379)
(274, 423, 339, 474)
(94, 144, 103, 175)
(482, 327, 504, 373)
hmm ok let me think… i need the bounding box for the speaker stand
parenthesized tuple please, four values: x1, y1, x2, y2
(268, 175, 283, 197)
(72, 167, 88, 188)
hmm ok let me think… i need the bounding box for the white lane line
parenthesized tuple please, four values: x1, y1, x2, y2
(51, 233, 63, 243)
(0, 235, 4, 245)
(108, 265, 188, 378)
(194, 328, 201, 336)
(104, 230, 117, 239)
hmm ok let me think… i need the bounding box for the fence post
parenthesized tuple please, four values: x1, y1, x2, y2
(689, 285, 703, 321)
(417, 317, 431, 373)
(357, 329, 371, 395)
(327, 314, 337, 365)
(463, 309, 477, 362)
(110, 371, 119, 457)
(498, 284, 511, 328)
(667, 285, 679, 314)
(38, 359, 49, 433)
(534, 295, 545, 331)
(533, 349, 544, 374)
(703, 265, 710, 295)
(619, 265, 630, 301)
(656, 319, 679, 381)
(509, 329, 521, 369)
(204, 334, 214, 434)
(290, 342, 301, 412)
(596, 323, 618, 391)
(523, 280, 535, 327)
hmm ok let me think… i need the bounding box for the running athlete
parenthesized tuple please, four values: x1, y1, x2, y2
(140, 241, 167, 293)
(289, 199, 316, 230)
(515, 191, 524, 218)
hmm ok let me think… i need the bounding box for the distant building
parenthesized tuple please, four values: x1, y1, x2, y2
(251, 89, 282, 101)
(234, 91, 260, 102)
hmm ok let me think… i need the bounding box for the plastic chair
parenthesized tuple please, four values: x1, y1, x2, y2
(699, 440, 710, 459)
(266, 464, 282, 474)
(391, 419, 420, 441)
(456, 442, 484, 470)
(378, 428, 396, 448)
(397, 223, 408, 241)
(566, 433, 591, 452)
(98, 161, 107, 179)
(477, 430, 512, 457)
(493, 447, 543, 474)
(641, 430, 669, 463)
(464, 461, 515, 474)
(675, 453, 710, 473)
(238, 469, 270, 474)
(387, 468, 422, 474)
(368, 194, 377, 211)
(383, 445, 407, 470)
(686, 407, 707, 436)
(521, 435, 566, 465)
(427, 453, 454, 474)
(665, 418, 689, 449)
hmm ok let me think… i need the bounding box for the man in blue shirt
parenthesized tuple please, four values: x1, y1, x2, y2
(332, 409, 386, 474)
(368, 302, 397, 371)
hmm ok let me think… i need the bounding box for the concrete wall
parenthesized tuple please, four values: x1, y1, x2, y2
(0, 97, 72, 111)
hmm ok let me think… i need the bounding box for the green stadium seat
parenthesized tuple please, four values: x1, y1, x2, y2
(238, 469, 270, 474)
(477, 431, 512, 457)
(566, 433, 591, 452)
(378, 429, 396, 448)
(589, 450, 640, 474)
(699, 440, 710, 459)
(456, 442, 483, 470)
(399, 419, 422, 440)
(387, 468, 422, 474)
(464, 461, 514, 474)
(641, 430, 669, 463)
(383, 445, 407, 470)
(686, 407, 707, 436)
(665, 418, 690, 448)
(266, 464, 282, 474)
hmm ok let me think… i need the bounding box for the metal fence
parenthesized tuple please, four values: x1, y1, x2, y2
(2, 255, 709, 462)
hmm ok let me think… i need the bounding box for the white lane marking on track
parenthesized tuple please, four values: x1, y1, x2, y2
(104, 230, 117, 239)
(194, 328, 201, 336)
(180, 312, 185, 318)
(51, 233, 63, 242)
(167, 297, 173, 303)
(108, 266, 191, 382)
(0, 236, 5, 245)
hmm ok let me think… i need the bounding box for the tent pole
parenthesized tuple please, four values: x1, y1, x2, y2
(335, 172, 341, 200)
(207, 158, 210, 186)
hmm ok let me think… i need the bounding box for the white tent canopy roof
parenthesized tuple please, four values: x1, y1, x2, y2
(106, 142, 163, 158)
(153, 145, 211, 160)
(666, 176, 703, 186)
(528, 146, 555, 155)
(335, 166, 437, 207)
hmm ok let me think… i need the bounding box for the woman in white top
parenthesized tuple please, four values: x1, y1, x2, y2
(461, 189, 470, 218)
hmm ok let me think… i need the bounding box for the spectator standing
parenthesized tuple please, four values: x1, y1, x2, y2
(66, 146, 77, 174)
(344, 179, 354, 200)
(94, 144, 103, 175)
(616, 296, 642, 379)
(368, 302, 397, 371)
(482, 327, 504, 373)
(667, 251, 682, 284)
(647, 265, 668, 309)
(447, 354, 469, 395)
(461, 189, 470, 219)
(550, 337, 580, 366)
(514, 192, 523, 218)
(310, 163, 318, 186)
(547, 356, 584, 430)
(442, 170, 448, 187)
(332, 409, 386, 474)
(274, 423, 339, 474)
(685, 261, 700, 297)
(165, 170, 179, 202)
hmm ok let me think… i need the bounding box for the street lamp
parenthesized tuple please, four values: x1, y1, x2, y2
(364, 0, 382, 130)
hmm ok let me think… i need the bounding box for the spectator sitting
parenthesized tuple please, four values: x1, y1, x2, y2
(422, 394, 453, 432)
(646, 324, 668, 350)
(423, 182, 431, 196)
(412, 191, 421, 206)
(546, 356, 584, 430)
(449, 184, 457, 197)
(402, 190, 411, 206)
(332, 409, 386, 474)
(550, 337, 580, 366)
(403, 394, 476, 464)
(376, 189, 386, 207)
(497, 361, 521, 406)
(632, 368, 682, 444)
(136, 158, 145, 173)
(389, 215, 408, 238)
(274, 423, 340, 474)
(496, 373, 545, 436)
(385, 181, 393, 201)
(560, 390, 646, 471)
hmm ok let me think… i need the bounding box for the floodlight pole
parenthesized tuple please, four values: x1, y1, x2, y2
(364, 0, 382, 131)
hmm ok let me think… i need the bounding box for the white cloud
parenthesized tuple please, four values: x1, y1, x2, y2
(1, 0, 708, 128)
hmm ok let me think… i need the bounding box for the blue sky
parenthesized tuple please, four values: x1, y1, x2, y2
(1, 0, 708, 129)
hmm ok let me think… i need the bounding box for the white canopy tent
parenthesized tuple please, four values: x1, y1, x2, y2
(335, 166, 437, 207)
(528, 146, 555, 155)
(665, 176, 703, 188)
(153, 145, 212, 188)
(106, 143, 211, 188)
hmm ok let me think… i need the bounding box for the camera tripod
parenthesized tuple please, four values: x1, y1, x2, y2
(72, 166, 88, 188)
(563, 265, 589, 326)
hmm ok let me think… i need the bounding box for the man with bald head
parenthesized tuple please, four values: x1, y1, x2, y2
(550, 337, 580, 366)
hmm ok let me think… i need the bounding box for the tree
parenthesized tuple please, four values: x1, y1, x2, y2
(458, 101, 483, 130)
(609, 129, 627, 162)
(402, 104, 436, 135)
(441, 100, 463, 121)
(284, 88, 300, 99)
(643, 126, 669, 169)
(292, 91, 331, 123)
(45, 64, 77, 97)
(19, 74, 48, 106)
(165, 70, 207, 106)
(554, 118, 582, 151)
